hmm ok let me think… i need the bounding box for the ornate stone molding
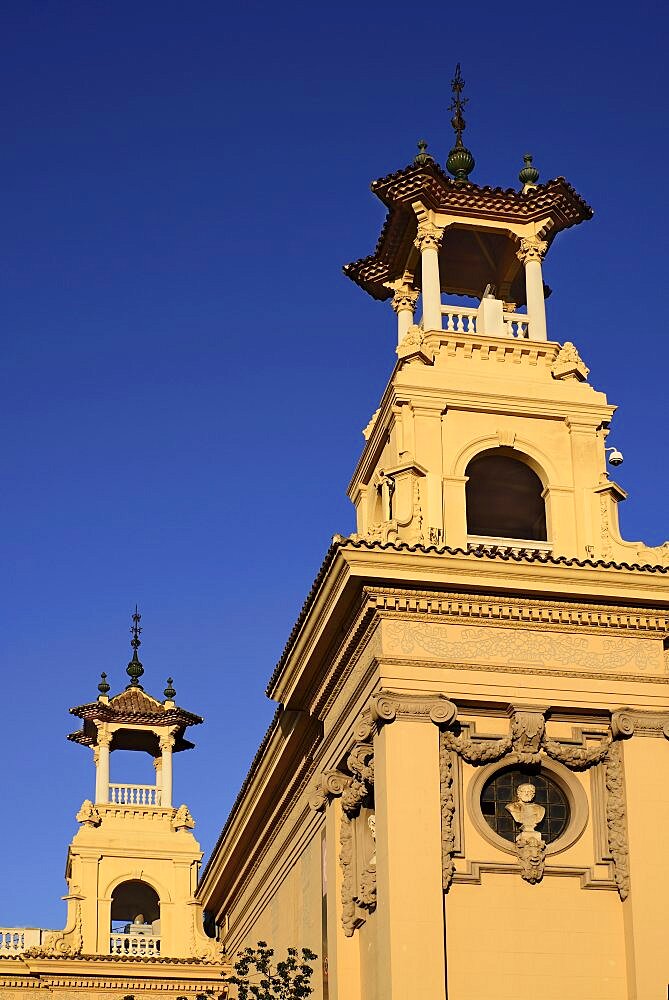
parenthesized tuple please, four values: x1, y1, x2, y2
(439, 737, 456, 891)
(24, 895, 83, 958)
(366, 586, 669, 634)
(414, 220, 444, 253)
(516, 235, 547, 265)
(552, 341, 589, 381)
(605, 742, 630, 900)
(75, 799, 101, 827)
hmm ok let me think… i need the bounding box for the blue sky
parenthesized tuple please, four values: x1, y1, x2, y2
(2, 1, 668, 927)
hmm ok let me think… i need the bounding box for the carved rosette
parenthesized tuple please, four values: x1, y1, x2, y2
(414, 221, 444, 253)
(516, 235, 548, 265)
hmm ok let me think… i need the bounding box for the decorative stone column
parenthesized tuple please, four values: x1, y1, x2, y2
(160, 733, 175, 808)
(95, 727, 111, 804)
(414, 222, 444, 332)
(154, 756, 163, 806)
(389, 284, 420, 345)
(516, 236, 548, 341)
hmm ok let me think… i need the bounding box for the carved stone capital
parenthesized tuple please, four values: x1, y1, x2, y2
(391, 288, 420, 314)
(159, 733, 175, 753)
(414, 220, 444, 253)
(96, 726, 112, 749)
(516, 235, 547, 265)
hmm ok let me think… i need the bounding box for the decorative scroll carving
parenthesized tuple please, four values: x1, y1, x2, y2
(76, 799, 101, 827)
(605, 741, 630, 900)
(414, 220, 444, 253)
(439, 735, 456, 891)
(510, 710, 545, 763)
(610, 710, 635, 740)
(516, 235, 547, 264)
(516, 833, 547, 884)
(25, 898, 82, 958)
(339, 814, 359, 935)
(353, 814, 377, 911)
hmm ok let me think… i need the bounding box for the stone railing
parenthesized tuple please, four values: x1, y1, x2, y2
(110, 933, 161, 957)
(108, 783, 160, 806)
(503, 312, 530, 338)
(440, 304, 477, 333)
(0, 928, 45, 953)
(467, 535, 552, 555)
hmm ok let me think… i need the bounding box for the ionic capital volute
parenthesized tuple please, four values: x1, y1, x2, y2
(516, 235, 548, 265)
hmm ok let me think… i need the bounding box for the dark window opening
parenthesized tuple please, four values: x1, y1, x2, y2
(466, 453, 547, 541)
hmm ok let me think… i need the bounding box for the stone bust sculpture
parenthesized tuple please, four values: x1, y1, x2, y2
(505, 782, 545, 837)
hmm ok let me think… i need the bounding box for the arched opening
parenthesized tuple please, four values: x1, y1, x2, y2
(465, 452, 547, 541)
(110, 880, 161, 953)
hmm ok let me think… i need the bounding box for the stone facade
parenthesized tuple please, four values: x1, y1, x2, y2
(196, 150, 669, 999)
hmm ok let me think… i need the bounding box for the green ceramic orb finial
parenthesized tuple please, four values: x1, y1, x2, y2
(126, 605, 145, 689)
(414, 139, 434, 166)
(164, 677, 176, 700)
(98, 671, 110, 696)
(519, 153, 540, 187)
(446, 64, 475, 183)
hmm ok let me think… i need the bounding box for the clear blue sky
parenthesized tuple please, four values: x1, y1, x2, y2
(2, 1, 668, 927)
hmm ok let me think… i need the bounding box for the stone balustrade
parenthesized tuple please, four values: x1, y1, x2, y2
(437, 301, 532, 339)
(0, 928, 44, 953)
(110, 933, 161, 957)
(108, 783, 160, 806)
(503, 312, 530, 338)
(440, 304, 477, 333)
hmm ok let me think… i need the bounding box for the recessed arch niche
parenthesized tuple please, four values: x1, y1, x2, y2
(465, 450, 547, 542)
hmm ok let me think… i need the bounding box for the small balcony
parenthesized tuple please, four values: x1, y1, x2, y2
(110, 932, 161, 957)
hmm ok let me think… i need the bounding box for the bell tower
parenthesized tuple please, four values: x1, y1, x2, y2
(54, 608, 222, 963)
(343, 66, 665, 568)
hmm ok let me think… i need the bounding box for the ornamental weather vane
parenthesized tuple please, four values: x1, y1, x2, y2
(446, 63, 475, 183)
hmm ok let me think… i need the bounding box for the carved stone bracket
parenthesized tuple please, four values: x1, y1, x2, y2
(76, 799, 101, 827)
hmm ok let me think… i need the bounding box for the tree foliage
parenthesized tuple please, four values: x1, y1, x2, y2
(225, 941, 317, 999)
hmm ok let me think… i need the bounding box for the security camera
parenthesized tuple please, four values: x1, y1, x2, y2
(606, 447, 624, 467)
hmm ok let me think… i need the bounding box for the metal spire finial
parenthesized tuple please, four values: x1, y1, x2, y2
(126, 605, 145, 688)
(449, 63, 468, 145)
(446, 63, 475, 183)
(98, 671, 110, 696)
(164, 677, 176, 700)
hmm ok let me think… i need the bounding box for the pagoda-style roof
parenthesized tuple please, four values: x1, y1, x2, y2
(68, 687, 203, 755)
(344, 159, 593, 303)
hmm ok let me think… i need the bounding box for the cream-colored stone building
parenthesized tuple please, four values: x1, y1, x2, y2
(0, 612, 228, 997)
(196, 107, 669, 997)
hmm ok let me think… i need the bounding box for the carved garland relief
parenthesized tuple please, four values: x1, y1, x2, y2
(311, 694, 639, 937)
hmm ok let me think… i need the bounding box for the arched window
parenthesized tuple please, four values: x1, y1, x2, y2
(111, 879, 160, 935)
(465, 452, 547, 541)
